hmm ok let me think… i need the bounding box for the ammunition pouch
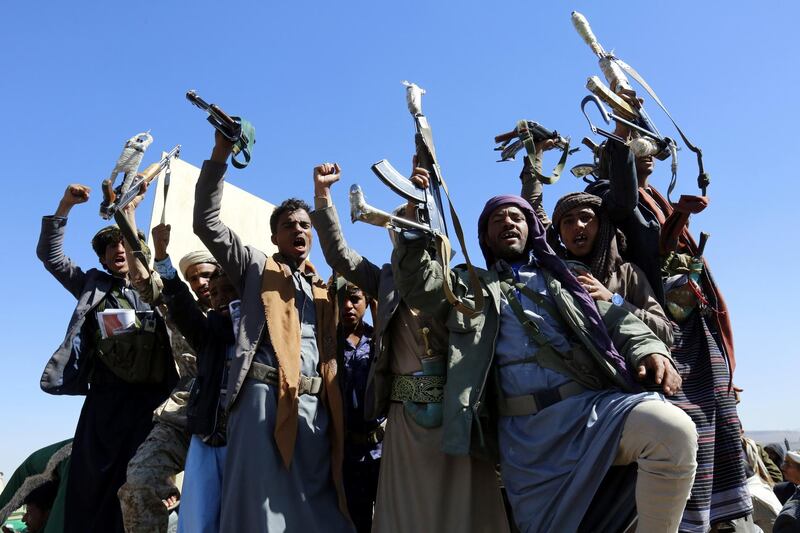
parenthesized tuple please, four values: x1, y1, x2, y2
(95, 328, 169, 385)
(663, 252, 705, 323)
(664, 276, 698, 323)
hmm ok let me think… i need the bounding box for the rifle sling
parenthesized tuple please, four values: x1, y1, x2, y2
(498, 279, 570, 351)
(610, 58, 709, 195)
(517, 120, 570, 185)
(230, 117, 255, 169)
(418, 125, 485, 317)
(160, 161, 171, 225)
(113, 211, 150, 275)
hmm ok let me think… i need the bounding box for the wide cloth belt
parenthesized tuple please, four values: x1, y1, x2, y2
(247, 361, 323, 396)
(497, 381, 586, 417)
(390, 374, 445, 403)
(346, 419, 387, 446)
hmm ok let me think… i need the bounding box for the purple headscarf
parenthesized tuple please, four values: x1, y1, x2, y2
(478, 195, 639, 390)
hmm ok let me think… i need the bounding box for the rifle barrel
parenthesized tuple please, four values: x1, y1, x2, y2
(186, 90, 210, 110)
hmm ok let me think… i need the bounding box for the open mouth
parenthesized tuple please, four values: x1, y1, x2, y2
(292, 236, 306, 249)
(573, 234, 588, 246)
(112, 255, 126, 268)
(500, 230, 520, 243)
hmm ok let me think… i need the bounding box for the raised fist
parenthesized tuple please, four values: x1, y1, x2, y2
(313, 162, 341, 195)
(151, 223, 171, 261)
(61, 184, 91, 206)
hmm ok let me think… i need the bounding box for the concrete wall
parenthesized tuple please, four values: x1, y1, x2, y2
(146, 155, 276, 280)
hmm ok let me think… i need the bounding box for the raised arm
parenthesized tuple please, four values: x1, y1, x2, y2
(36, 184, 90, 298)
(519, 142, 553, 228)
(193, 132, 251, 293)
(119, 182, 162, 303)
(160, 270, 211, 353)
(391, 236, 457, 324)
(310, 163, 382, 298)
(149, 223, 210, 350)
(587, 130, 639, 222)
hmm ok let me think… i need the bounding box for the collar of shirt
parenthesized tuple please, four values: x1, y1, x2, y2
(343, 323, 374, 351)
(493, 250, 540, 277)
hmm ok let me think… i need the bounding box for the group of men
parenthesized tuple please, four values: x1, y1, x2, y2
(23, 95, 791, 533)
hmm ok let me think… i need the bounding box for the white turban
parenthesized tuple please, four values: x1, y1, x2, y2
(178, 251, 217, 278)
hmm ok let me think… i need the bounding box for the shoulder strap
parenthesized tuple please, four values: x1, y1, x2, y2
(97, 285, 133, 312)
(611, 58, 709, 196)
(514, 281, 565, 328)
(417, 122, 485, 318)
(517, 120, 570, 185)
(498, 280, 553, 348)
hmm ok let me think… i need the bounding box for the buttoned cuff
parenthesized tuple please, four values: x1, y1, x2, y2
(154, 256, 178, 279)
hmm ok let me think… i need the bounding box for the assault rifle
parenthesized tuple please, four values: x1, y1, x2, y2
(186, 90, 256, 169)
(571, 11, 709, 197)
(366, 81, 448, 237)
(100, 145, 181, 220)
(494, 120, 577, 184)
(350, 81, 484, 316)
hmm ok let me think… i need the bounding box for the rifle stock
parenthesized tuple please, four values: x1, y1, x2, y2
(100, 146, 181, 219)
(101, 179, 116, 211)
(586, 76, 637, 120)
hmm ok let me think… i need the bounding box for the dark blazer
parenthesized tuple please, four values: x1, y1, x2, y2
(36, 215, 175, 395)
(586, 140, 665, 305)
(161, 275, 233, 437)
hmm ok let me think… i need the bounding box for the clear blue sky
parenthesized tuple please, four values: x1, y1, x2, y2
(1, 1, 797, 475)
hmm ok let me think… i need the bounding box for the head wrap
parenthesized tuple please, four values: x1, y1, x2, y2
(787, 450, 800, 465)
(478, 195, 638, 390)
(179, 251, 217, 278)
(549, 192, 626, 286)
(766, 442, 788, 467)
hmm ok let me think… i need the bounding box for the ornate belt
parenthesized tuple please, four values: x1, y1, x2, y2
(390, 374, 445, 403)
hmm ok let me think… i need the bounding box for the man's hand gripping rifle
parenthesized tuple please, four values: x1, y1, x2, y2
(186, 90, 256, 169)
(100, 144, 181, 220)
(350, 81, 484, 316)
(571, 11, 709, 197)
(494, 120, 577, 184)
(99, 139, 180, 299)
